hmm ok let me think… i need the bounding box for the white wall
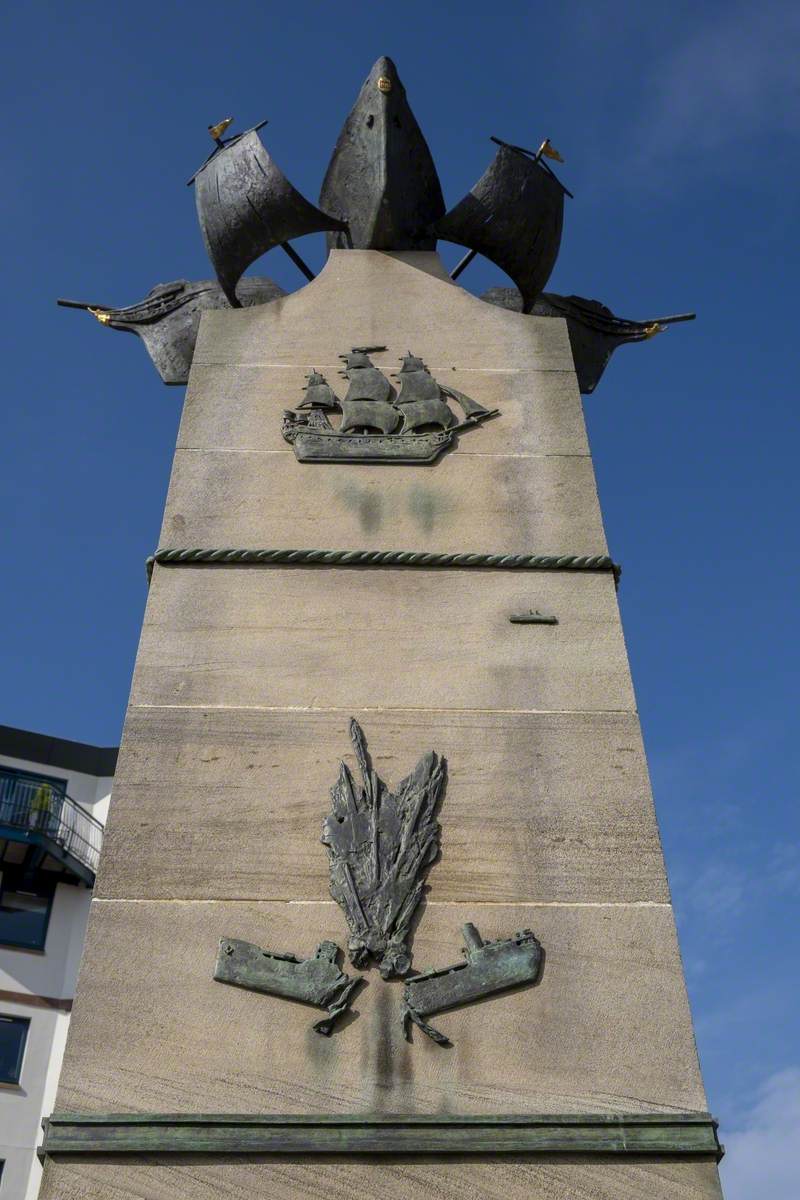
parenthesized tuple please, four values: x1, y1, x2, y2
(0, 752, 111, 823)
(0, 750, 109, 1200)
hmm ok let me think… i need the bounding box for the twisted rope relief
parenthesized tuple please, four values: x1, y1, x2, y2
(146, 547, 621, 585)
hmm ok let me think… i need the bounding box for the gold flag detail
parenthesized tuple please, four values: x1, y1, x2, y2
(538, 138, 564, 163)
(208, 117, 234, 142)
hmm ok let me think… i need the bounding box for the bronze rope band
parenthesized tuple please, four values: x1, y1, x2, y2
(146, 548, 621, 586)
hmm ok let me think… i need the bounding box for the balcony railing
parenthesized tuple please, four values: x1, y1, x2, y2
(0, 769, 104, 883)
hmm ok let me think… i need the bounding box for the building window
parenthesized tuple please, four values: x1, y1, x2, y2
(0, 1015, 29, 1085)
(0, 871, 54, 950)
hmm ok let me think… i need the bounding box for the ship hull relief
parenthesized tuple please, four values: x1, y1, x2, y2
(289, 429, 453, 464)
(282, 348, 499, 464)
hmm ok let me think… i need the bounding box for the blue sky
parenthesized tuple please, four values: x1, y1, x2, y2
(2, 1, 798, 1191)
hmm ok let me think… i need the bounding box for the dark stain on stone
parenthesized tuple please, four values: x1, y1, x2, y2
(408, 485, 446, 534)
(373, 984, 394, 1089)
(339, 482, 383, 533)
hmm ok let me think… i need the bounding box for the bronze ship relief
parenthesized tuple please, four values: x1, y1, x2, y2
(213, 937, 359, 1036)
(403, 923, 544, 1046)
(282, 348, 499, 463)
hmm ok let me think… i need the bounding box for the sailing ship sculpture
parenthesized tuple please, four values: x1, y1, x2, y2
(282, 349, 499, 463)
(57, 277, 284, 385)
(58, 55, 693, 390)
(481, 287, 696, 394)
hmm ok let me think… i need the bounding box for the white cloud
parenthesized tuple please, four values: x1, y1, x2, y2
(627, 1, 800, 177)
(721, 1068, 800, 1199)
(686, 860, 747, 922)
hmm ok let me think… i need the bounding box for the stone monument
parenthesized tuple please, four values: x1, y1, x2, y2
(45, 57, 722, 1199)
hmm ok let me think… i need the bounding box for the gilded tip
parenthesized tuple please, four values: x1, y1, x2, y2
(369, 56, 399, 93)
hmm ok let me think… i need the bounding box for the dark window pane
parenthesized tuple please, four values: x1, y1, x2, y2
(0, 1015, 29, 1084)
(0, 883, 52, 950)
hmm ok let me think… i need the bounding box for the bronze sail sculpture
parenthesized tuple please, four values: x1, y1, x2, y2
(282, 349, 499, 462)
(57, 277, 285, 385)
(190, 122, 347, 305)
(436, 139, 567, 312)
(59, 55, 692, 390)
(481, 287, 696, 393)
(319, 56, 445, 251)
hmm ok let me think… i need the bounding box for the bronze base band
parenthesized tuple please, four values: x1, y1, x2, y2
(42, 1112, 722, 1160)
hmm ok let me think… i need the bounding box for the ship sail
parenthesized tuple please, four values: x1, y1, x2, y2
(400, 397, 456, 433)
(190, 125, 347, 307)
(441, 384, 494, 421)
(396, 367, 441, 406)
(394, 355, 456, 430)
(297, 371, 339, 410)
(340, 352, 395, 404)
(340, 398, 400, 435)
(435, 140, 566, 313)
(343, 367, 393, 405)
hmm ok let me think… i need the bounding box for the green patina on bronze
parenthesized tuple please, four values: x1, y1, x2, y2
(213, 938, 359, 1036)
(323, 719, 445, 979)
(509, 608, 559, 624)
(145, 548, 621, 585)
(40, 1112, 723, 1159)
(403, 923, 543, 1046)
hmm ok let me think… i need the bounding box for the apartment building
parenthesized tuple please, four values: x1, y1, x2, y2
(0, 725, 115, 1199)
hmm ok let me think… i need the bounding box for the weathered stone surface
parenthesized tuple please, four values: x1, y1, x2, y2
(43, 245, 721, 1200)
(131, 569, 633, 713)
(158, 450, 607, 556)
(39, 1156, 723, 1200)
(55, 901, 705, 1117)
(97, 708, 667, 903)
(178, 365, 590, 458)
(191, 251, 575, 373)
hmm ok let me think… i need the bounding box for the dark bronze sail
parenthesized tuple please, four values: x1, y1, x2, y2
(339, 399, 400, 435)
(297, 371, 339, 410)
(343, 368, 393, 404)
(399, 397, 456, 433)
(395, 362, 441, 405)
(393, 358, 456, 431)
(436, 141, 566, 312)
(191, 125, 347, 306)
(340, 352, 394, 404)
(441, 384, 495, 421)
(319, 57, 445, 251)
(338, 351, 399, 434)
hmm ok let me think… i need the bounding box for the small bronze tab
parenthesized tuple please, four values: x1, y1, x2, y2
(509, 609, 558, 625)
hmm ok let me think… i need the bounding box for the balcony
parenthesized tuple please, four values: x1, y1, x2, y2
(0, 769, 103, 886)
